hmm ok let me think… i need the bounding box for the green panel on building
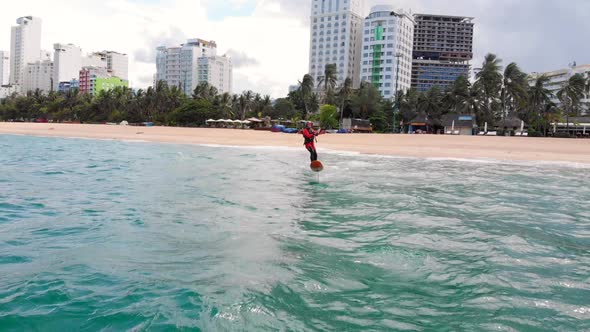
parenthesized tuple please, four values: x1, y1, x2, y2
(372, 25, 384, 86)
(94, 77, 129, 94)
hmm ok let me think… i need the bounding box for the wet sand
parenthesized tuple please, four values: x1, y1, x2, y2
(1, 123, 590, 164)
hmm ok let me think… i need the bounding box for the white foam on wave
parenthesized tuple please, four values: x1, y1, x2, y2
(7, 133, 589, 169)
(197, 143, 299, 152)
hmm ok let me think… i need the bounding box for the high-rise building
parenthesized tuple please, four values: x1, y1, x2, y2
(156, 38, 219, 95)
(53, 43, 82, 90)
(10, 16, 42, 85)
(0, 51, 9, 85)
(411, 14, 474, 92)
(360, 5, 414, 99)
(23, 59, 53, 93)
(309, 0, 364, 88)
(197, 55, 232, 94)
(102, 51, 128, 81)
(528, 64, 590, 115)
(83, 52, 107, 68)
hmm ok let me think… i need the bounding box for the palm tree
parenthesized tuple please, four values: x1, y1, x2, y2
(475, 53, 503, 120)
(238, 91, 254, 120)
(317, 63, 338, 103)
(557, 74, 585, 116)
(527, 75, 553, 135)
(218, 92, 234, 118)
(417, 86, 443, 123)
(337, 77, 353, 127)
(443, 75, 470, 113)
(458, 85, 486, 119)
(501, 62, 529, 119)
(298, 74, 315, 116)
(351, 82, 382, 119)
(192, 82, 217, 101)
(398, 89, 419, 128)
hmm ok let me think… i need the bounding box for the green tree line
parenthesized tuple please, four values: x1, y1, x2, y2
(1, 53, 588, 134)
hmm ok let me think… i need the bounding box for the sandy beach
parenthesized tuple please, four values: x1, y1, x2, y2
(1, 122, 590, 164)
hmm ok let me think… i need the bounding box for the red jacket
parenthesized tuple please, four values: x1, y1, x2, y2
(302, 128, 317, 148)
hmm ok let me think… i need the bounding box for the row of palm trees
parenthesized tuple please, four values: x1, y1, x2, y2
(0, 82, 278, 125)
(299, 53, 589, 134)
(2, 53, 588, 133)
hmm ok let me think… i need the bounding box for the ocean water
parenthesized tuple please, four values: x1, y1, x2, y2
(0, 134, 589, 331)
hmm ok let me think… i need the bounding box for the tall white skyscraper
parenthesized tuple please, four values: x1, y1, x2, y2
(156, 38, 218, 95)
(0, 51, 9, 85)
(198, 55, 233, 94)
(309, 0, 364, 88)
(360, 6, 414, 99)
(53, 43, 82, 90)
(10, 16, 42, 85)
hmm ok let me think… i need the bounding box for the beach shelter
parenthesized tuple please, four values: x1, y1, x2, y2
(442, 114, 477, 135)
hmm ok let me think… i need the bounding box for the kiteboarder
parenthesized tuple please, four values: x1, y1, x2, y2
(302, 121, 319, 162)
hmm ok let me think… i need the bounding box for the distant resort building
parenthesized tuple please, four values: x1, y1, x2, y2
(156, 38, 233, 95)
(528, 63, 590, 115)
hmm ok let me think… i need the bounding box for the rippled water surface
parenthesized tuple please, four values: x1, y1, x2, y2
(1, 134, 589, 331)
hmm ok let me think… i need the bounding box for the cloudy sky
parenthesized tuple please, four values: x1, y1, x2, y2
(1, 0, 588, 97)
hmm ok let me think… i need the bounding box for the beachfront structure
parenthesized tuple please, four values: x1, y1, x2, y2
(197, 55, 232, 94)
(308, 0, 364, 89)
(360, 5, 414, 99)
(0, 51, 9, 85)
(528, 64, 590, 115)
(23, 60, 53, 93)
(156, 38, 218, 95)
(10, 16, 42, 86)
(551, 116, 590, 137)
(442, 114, 477, 135)
(411, 14, 474, 92)
(53, 43, 82, 91)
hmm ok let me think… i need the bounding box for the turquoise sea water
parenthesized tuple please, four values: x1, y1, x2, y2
(1, 134, 589, 331)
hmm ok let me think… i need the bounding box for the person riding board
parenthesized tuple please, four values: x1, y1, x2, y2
(302, 121, 319, 162)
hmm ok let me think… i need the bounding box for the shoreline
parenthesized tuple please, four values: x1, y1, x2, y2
(2, 123, 590, 165)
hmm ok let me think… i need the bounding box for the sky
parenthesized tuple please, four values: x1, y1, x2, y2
(0, 0, 588, 98)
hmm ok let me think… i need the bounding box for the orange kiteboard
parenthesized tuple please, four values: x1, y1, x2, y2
(310, 160, 324, 172)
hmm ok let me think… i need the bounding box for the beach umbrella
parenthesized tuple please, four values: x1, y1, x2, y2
(484, 122, 488, 133)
